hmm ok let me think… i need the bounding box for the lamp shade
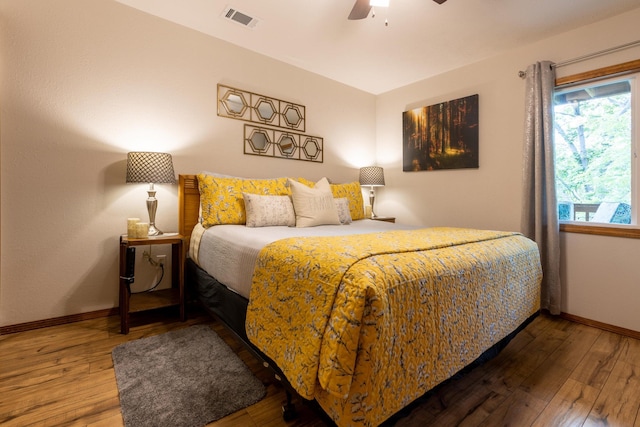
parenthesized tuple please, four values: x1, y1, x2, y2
(359, 166, 385, 187)
(126, 152, 176, 184)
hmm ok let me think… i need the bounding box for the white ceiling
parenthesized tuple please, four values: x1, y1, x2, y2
(114, 0, 640, 95)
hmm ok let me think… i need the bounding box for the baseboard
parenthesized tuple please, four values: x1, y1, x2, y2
(559, 312, 640, 340)
(3, 307, 638, 340)
(0, 308, 118, 335)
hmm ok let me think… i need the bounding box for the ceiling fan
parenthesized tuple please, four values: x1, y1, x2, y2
(348, 0, 447, 20)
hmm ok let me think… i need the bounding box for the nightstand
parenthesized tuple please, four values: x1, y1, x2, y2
(372, 216, 396, 223)
(119, 234, 185, 334)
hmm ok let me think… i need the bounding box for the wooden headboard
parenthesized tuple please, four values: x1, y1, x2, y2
(178, 174, 200, 246)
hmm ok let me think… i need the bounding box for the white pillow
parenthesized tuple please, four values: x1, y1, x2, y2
(243, 193, 296, 227)
(334, 198, 352, 224)
(288, 177, 341, 227)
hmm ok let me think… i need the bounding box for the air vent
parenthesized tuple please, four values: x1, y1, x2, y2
(221, 6, 260, 29)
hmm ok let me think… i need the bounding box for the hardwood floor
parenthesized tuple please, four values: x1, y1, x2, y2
(1, 308, 639, 426)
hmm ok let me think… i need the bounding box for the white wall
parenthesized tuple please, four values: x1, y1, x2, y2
(0, 0, 376, 326)
(376, 8, 640, 331)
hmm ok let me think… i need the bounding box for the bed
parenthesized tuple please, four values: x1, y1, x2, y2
(178, 173, 542, 427)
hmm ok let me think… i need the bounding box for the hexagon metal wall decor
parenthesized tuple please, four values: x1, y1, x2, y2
(244, 124, 323, 163)
(254, 97, 278, 125)
(281, 104, 304, 130)
(247, 128, 272, 154)
(219, 84, 320, 162)
(218, 84, 306, 132)
(220, 89, 250, 120)
(276, 134, 298, 158)
(302, 137, 322, 161)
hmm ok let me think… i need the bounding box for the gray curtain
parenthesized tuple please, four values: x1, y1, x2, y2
(521, 61, 561, 315)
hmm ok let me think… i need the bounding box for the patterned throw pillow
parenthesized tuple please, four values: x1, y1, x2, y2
(197, 174, 290, 227)
(330, 181, 365, 220)
(243, 193, 296, 227)
(295, 177, 317, 187)
(334, 198, 352, 224)
(288, 177, 341, 227)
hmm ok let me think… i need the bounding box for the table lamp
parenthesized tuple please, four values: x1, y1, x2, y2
(126, 152, 176, 236)
(359, 166, 385, 218)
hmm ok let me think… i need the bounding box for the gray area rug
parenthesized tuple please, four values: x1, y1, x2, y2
(112, 325, 266, 427)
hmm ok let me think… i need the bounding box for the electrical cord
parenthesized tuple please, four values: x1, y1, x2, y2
(130, 245, 166, 294)
(130, 263, 164, 294)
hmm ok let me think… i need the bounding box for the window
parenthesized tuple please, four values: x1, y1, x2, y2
(554, 72, 638, 226)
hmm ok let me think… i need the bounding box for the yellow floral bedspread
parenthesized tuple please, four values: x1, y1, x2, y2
(245, 227, 541, 427)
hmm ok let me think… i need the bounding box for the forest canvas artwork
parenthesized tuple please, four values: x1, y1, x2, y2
(403, 94, 479, 171)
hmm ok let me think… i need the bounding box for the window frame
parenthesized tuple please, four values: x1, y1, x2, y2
(555, 59, 640, 239)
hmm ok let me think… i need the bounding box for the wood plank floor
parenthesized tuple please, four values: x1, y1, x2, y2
(1, 308, 639, 426)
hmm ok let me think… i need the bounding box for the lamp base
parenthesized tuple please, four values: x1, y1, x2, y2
(148, 224, 163, 236)
(369, 189, 377, 219)
(146, 186, 163, 236)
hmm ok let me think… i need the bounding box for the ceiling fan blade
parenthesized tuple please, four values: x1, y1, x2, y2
(348, 0, 372, 20)
(433, 0, 447, 4)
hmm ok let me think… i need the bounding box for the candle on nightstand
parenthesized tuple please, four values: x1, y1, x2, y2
(135, 222, 149, 238)
(127, 218, 140, 238)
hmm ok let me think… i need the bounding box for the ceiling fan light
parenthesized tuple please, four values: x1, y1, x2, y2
(370, 0, 389, 7)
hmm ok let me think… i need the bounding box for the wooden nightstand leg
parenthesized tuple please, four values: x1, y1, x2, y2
(172, 241, 186, 322)
(119, 240, 131, 334)
(120, 276, 130, 334)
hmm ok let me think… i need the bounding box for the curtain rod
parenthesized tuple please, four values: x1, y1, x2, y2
(518, 39, 640, 78)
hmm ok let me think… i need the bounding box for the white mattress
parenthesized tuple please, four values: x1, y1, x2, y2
(194, 219, 416, 298)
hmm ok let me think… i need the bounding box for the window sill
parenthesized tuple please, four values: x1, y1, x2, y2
(560, 223, 640, 239)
